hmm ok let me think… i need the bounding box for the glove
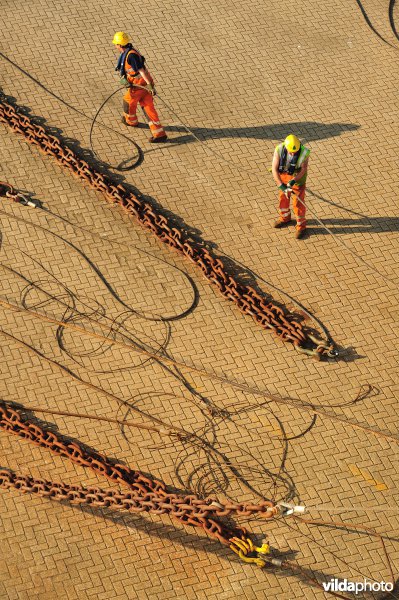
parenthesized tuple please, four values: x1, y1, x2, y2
(119, 77, 129, 87)
(288, 179, 296, 188)
(148, 84, 156, 96)
(278, 183, 288, 192)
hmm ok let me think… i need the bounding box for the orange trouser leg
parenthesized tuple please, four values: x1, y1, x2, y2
(278, 190, 292, 222)
(278, 173, 306, 229)
(278, 172, 293, 222)
(292, 187, 306, 230)
(140, 92, 166, 138)
(123, 88, 139, 125)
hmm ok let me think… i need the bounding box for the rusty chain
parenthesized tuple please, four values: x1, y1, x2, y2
(0, 402, 279, 550)
(1, 102, 394, 587)
(0, 98, 336, 359)
(0, 467, 247, 546)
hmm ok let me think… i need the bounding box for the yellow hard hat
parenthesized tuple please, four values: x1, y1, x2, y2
(284, 134, 301, 153)
(112, 31, 130, 46)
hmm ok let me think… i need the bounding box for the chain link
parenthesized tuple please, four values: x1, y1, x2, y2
(0, 98, 335, 358)
(0, 403, 278, 547)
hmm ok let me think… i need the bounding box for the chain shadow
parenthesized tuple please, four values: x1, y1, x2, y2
(0, 89, 343, 359)
(63, 500, 397, 599)
(118, 387, 299, 504)
(2, 221, 298, 504)
(1, 482, 395, 599)
(0, 401, 296, 548)
(4, 399, 391, 599)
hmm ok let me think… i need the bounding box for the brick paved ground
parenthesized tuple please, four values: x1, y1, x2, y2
(0, 0, 398, 598)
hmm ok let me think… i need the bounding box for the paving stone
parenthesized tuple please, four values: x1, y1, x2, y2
(0, 0, 399, 598)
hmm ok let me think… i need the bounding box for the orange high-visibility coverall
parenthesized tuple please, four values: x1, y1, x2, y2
(274, 142, 310, 231)
(278, 172, 306, 231)
(123, 50, 166, 139)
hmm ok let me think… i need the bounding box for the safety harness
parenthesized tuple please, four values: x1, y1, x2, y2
(278, 144, 302, 175)
(116, 44, 145, 78)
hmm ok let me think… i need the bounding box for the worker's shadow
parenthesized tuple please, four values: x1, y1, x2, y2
(161, 121, 360, 146)
(305, 187, 399, 234)
(308, 216, 399, 235)
(0, 89, 354, 360)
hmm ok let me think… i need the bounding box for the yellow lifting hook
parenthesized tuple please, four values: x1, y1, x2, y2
(229, 536, 270, 567)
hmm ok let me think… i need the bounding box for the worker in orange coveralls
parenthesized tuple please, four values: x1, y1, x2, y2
(271, 134, 310, 239)
(113, 31, 168, 143)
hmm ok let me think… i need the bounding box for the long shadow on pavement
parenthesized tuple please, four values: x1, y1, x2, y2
(162, 121, 360, 145)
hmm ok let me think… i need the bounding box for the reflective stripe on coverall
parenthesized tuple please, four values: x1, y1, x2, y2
(123, 50, 166, 138)
(276, 143, 310, 231)
(278, 172, 306, 230)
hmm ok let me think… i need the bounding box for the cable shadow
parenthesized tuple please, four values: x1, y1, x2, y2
(0, 51, 144, 171)
(307, 188, 370, 218)
(118, 387, 298, 504)
(1, 215, 298, 504)
(295, 518, 399, 546)
(355, 0, 399, 49)
(2, 247, 181, 374)
(174, 432, 297, 504)
(307, 216, 399, 235)
(332, 345, 367, 362)
(4, 210, 200, 323)
(43, 495, 324, 592)
(0, 90, 337, 360)
(390, 0, 399, 42)
(0, 89, 134, 181)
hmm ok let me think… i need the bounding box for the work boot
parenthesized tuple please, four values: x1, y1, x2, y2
(295, 228, 306, 239)
(274, 219, 291, 228)
(121, 118, 139, 127)
(149, 134, 168, 143)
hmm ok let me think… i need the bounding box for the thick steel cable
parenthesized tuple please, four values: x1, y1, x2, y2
(0, 327, 289, 500)
(0, 49, 396, 287)
(0, 202, 334, 349)
(284, 191, 397, 286)
(0, 51, 143, 171)
(0, 293, 396, 446)
(135, 84, 398, 287)
(294, 516, 395, 584)
(354, 0, 398, 49)
(88, 86, 143, 170)
(286, 517, 397, 600)
(0, 326, 189, 439)
(1, 402, 170, 436)
(389, 0, 399, 42)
